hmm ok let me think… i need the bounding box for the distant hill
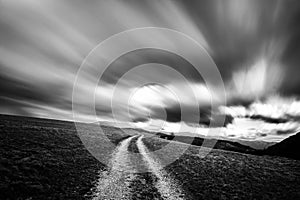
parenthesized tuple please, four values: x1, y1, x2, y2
(228, 139, 276, 150)
(155, 132, 257, 154)
(264, 132, 300, 160)
(154, 131, 275, 150)
(3, 114, 296, 159)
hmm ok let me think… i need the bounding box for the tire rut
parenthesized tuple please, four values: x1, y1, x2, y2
(136, 136, 186, 200)
(91, 136, 138, 200)
(90, 135, 186, 200)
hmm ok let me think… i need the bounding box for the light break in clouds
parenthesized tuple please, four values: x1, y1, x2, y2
(1, 0, 300, 142)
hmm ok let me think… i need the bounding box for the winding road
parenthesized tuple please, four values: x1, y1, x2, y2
(91, 135, 185, 200)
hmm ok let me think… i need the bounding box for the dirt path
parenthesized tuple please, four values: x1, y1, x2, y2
(91, 136, 138, 200)
(136, 136, 185, 200)
(91, 135, 185, 200)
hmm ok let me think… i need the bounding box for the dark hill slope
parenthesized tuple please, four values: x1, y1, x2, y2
(155, 132, 256, 154)
(265, 132, 300, 160)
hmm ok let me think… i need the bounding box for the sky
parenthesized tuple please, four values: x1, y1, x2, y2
(0, 0, 300, 142)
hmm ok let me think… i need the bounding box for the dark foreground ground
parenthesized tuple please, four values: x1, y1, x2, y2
(0, 115, 130, 199)
(142, 137, 300, 199)
(0, 115, 300, 199)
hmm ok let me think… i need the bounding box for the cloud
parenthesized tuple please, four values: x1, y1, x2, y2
(249, 115, 288, 124)
(1, 0, 300, 142)
(218, 95, 300, 141)
(252, 95, 300, 118)
(221, 95, 300, 119)
(126, 82, 222, 123)
(228, 58, 283, 101)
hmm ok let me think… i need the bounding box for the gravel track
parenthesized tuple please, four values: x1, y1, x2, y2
(91, 135, 186, 200)
(136, 136, 185, 200)
(91, 136, 138, 200)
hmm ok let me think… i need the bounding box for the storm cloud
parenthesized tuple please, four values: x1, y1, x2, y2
(1, 0, 300, 141)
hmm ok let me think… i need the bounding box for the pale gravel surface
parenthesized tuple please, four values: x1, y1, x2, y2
(91, 135, 186, 200)
(91, 136, 138, 200)
(136, 136, 186, 200)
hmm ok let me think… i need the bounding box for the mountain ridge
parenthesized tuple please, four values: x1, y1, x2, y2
(264, 132, 300, 160)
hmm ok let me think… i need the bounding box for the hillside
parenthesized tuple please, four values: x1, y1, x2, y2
(155, 132, 257, 155)
(264, 132, 300, 160)
(0, 114, 299, 199)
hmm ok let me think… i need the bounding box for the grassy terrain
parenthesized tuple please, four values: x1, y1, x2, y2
(0, 115, 130, 200)
(142, 136, 300, 199)
(1, 114, 300, 199)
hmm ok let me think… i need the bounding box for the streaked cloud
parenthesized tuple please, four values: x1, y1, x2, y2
(0, 0, 300, 142)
